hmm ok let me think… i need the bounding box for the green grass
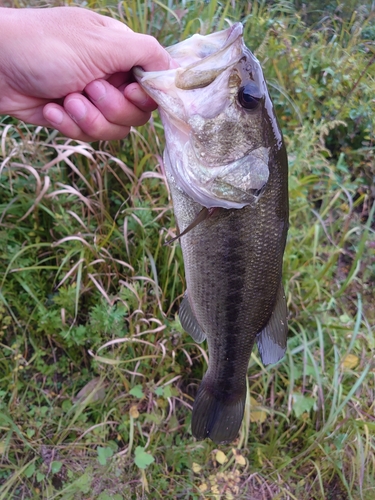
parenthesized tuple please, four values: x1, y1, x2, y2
(1, 1, 374, 498)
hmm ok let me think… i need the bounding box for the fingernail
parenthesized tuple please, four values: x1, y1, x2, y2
(87, 81, 106, 102)
(65, 99, 87, 122)
(45, 107, 63, 125)
(127, 87, 150, 106)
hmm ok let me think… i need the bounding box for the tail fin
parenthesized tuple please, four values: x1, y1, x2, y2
(191, 378, 246, 444)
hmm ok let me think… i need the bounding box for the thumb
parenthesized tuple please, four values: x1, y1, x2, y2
(127, 32, 176, 71)
(103, 24, 176, 73)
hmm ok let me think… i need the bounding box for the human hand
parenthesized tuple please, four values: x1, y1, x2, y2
(0, 7, 175, 141)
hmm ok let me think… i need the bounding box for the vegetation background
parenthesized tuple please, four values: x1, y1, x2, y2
(0, 0, 374, 498)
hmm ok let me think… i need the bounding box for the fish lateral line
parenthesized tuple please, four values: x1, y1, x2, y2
(164, 206, 221, 245)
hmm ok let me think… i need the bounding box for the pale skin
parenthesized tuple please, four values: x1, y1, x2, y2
(0, 6, 176, 141)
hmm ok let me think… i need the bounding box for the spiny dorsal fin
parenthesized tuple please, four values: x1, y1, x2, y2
(256, 283, 288, 365)
(179, 291, 206, 344)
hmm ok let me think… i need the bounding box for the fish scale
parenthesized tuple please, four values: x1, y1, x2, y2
(135, 22, 289, 443)
(167, 143, 288, 443)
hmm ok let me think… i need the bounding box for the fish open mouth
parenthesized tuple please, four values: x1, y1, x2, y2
(171, 23, 244, 90)
(133, 23, 245, 95)
(134, 23, 274, 210)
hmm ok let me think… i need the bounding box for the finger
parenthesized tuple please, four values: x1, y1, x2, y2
(63, 94, 137, 140)
(43, 103, 101, 141)
(108, 30, 177, 73)
(127, 34, 180, 71)
(123, 83, 158, 112)
(107, 72, 131, 88)
(105, 73, 157, 110)
(84, 80, 155, 125)
(130, 34, 174, 71)
(96, 13, 178, 72)
(43, 102, 130, 142)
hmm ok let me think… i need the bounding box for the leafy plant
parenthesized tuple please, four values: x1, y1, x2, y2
(0, 1, 374, 499)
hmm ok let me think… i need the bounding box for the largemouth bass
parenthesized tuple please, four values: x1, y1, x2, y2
(134, 23, 289, 444)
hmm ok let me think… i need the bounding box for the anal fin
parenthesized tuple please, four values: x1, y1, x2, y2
(179, 291, 206, 344)
(256, 283, 288, 365)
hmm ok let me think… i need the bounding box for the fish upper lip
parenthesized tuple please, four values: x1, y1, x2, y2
(133, 22, 244, 84)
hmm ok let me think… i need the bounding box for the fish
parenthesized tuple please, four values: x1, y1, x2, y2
(134, 23, 289, 444)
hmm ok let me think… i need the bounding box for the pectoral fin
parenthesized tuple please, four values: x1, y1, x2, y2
(165, 207, 221, 244)
(179, 292, 206, 344)
(256, 283, 288, 365)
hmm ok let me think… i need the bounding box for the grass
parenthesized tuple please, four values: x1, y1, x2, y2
(0, 0, 375, 498)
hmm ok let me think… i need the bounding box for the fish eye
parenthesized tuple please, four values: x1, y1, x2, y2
(238, 83, 262, 110)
